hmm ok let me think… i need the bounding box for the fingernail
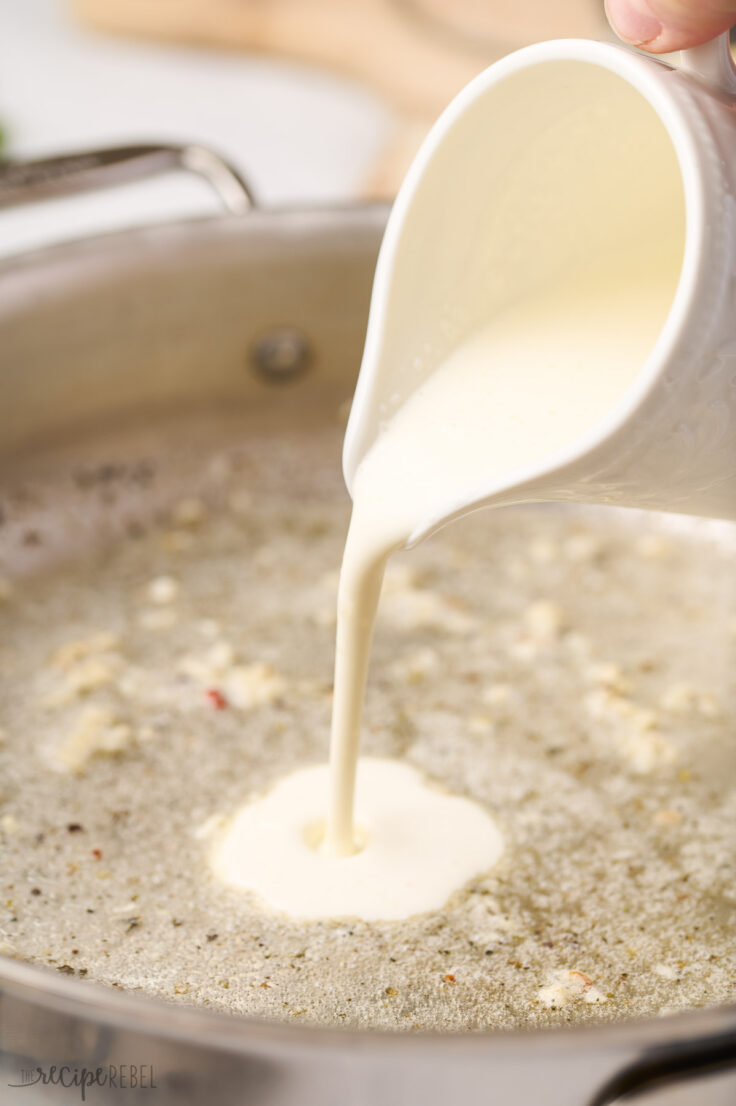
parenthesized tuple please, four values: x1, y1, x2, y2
(606, 0, 662, 46)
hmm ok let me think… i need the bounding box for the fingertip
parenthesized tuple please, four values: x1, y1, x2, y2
(606, 0, 736, 54)
(605, 0, 662, 48)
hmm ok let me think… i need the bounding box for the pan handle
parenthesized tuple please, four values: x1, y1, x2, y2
(588, 1028, 736, 1105)
(0, 143, 255, 214)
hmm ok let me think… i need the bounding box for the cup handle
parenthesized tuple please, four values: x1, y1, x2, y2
(679, 30, 736, 96)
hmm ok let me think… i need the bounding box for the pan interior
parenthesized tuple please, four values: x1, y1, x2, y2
(0, 395, 734, 1032)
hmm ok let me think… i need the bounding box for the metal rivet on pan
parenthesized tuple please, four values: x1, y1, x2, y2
(250, 329, 311, 382)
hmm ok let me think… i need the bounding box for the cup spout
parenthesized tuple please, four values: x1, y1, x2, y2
(345, 39, 736, 537)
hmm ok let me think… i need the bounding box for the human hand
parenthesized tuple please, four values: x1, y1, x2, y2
(606, 0, 736, 53)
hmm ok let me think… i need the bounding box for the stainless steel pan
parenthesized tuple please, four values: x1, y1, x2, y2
(0, 146, 734, 1106)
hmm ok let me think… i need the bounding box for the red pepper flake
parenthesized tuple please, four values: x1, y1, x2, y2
(205, 688, 228, 710)
(569, 970, 593, 987)
(91, 849, 102, 860)
(443, 974, 456, 983)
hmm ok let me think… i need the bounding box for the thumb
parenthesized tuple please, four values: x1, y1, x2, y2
(606, 0, 736, 52)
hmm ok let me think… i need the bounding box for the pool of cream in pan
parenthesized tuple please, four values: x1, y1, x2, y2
(0, 406, 734, 1032)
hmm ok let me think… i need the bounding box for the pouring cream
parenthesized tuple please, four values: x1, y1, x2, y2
(215, 250, 677, 917)
(215, 40, 696, 919)
(324, 258, 676, 857)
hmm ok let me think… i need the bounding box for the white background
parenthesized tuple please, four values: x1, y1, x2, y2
(0, 0, 392, 257)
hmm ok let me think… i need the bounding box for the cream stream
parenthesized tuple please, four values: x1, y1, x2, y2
(216, 252, 679, 916)
(323, 264, 676, 857)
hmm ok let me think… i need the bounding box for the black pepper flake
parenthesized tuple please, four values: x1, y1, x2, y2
(172, 918, 183, 927)
(30, 888, 41, 896)
(73, 463, 125, 490)
(131, 460, 155, 486)
(206, 933, 218, 943)
(67, 823, 84, 833)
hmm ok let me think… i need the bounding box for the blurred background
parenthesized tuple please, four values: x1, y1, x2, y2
(1, 0, 610, 256)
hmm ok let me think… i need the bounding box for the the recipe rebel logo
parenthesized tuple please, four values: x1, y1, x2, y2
(8, 1064, 157, 1100)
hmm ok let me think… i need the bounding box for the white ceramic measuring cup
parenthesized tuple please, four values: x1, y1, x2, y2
(344, 34, 736, 541)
